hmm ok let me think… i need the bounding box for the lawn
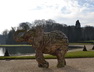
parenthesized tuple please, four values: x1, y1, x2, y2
(69, 43, 93, 45)
(65, 51, 94, 58)
(45, 51, 94, 58)
(0, 51, 94, 59)
(0, 45, 32, 47)
(70, 40, 94, 45)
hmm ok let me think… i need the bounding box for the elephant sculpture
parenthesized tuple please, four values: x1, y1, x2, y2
(13, 25, 68, 68)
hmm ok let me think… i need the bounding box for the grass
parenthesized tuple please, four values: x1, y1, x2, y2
(69, 43, 93, 45)
(70, 40, 94, 45)
(65, 51, 94, 58)
(0, 56, 35, 59)
(0, 44, 32, 47)
(83, 40, 94, 42)
(0, 51, 94, 60)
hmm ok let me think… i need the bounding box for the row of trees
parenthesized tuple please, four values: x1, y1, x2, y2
(43, 20, 94, 42)
(2, 19, 94, 44)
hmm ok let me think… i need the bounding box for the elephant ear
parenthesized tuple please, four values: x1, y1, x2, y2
(14, 30, 26, 37)
(13, 29, 26, 42)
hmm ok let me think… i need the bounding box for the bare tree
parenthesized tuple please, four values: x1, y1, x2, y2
(19, 22, 31, 30)
(2, 29, 8, 35)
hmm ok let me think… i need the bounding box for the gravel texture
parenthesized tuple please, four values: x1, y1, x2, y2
(0, 58, 94, 72)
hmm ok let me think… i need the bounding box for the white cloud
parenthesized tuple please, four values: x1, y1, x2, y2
(53, 0, 94, 26)
(0, 0, 94, 34)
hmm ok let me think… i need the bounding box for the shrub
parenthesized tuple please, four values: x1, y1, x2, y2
(92, 45, 94, 50)
(4, 49, 10, 56)
(83, 45, 87, 51)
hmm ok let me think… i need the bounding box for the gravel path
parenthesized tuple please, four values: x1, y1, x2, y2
(0, 58, 94, 72)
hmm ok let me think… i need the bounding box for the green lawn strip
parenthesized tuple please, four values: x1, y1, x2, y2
(65, 51, 94, 58)
(82, 40, 94, 42)
(0, 45, 32, 47)
(69, 43, 93, 45)
(0, 51, 94, 59)
(0, 56, 35, 59)
(45, 51, 94, 58)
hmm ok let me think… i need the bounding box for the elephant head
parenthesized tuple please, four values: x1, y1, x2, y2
(13, 28, 26, 42)
(13, 25, 44, 43)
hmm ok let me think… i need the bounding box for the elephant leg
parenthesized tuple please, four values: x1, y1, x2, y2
(35, 50, 49, 68)
(56, 49, 67, 68)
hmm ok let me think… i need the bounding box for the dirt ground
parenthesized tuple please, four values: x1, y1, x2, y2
(0, 58, 94, 72)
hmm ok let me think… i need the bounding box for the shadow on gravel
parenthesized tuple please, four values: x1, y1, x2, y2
(62, 65, 81, 72)
(42, 65, 81, 72)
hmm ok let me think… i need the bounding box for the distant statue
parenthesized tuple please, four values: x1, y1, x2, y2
(13, 25, 68, 68)
(4, 49, 10, 56)
(83, 45, 87, 51)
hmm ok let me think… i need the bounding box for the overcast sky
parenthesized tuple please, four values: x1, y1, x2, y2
(0, 0, 94, 34)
